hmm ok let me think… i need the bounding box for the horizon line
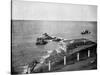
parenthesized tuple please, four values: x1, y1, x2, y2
(11, 19, 97, 22)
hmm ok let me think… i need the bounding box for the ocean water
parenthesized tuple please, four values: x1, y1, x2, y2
(11, 20, 97, 67)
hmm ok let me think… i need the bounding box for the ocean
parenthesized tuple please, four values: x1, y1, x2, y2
(11, 20, 97, 67)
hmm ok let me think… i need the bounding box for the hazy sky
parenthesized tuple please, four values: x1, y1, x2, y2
(12, 0, 97, 21)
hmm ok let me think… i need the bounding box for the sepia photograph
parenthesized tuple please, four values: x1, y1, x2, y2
(11, 0, 97, 74)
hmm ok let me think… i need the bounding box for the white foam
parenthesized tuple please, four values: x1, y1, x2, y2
(56, 49, 61, 53)
(43, 54, 50, 59)
(48, 50, 53, 54)
(70, 40, 74, 43)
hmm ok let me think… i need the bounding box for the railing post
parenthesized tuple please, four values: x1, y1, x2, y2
(27, 67, 30, 74)
(88, 50, 90, 57)
(48, 60, 51, 71)
(77, 52, 80, 61)
(64, 56, 66, 65)
(64, 42, 67, 65)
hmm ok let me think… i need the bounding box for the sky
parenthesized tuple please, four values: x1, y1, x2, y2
(12, 0, 97, 21)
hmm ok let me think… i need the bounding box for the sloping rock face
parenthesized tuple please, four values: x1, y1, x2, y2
(30, 38, 96, 73)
